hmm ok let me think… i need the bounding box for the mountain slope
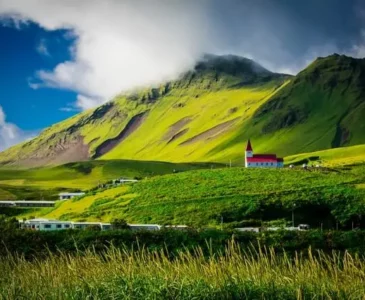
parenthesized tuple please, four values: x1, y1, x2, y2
(285, 144, 365, 167)
(210, 54, 365, 163)
(0, 54, 289, 166)
(1, 54, 365, 167)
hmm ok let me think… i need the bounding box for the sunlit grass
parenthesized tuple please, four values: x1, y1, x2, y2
(1, 243, 365, 299)
(20, 165, 365, 226)
(285, 144, 365, 167)
(39, 186, 129, 221)
(0, 160, 215, 200)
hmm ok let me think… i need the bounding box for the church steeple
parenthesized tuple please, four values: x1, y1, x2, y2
(245, 140, 253, 166)
(246, 139, 253, 152)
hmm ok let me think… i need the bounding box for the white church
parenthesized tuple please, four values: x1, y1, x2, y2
(245, 140, 284, 168)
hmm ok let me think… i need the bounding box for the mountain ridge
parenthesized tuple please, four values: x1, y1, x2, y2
(1, 53, 364, 167)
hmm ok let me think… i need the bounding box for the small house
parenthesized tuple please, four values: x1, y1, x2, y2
(59, 192, 85, 200)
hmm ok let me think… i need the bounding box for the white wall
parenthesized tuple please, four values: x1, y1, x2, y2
(246, 162, 284, 168)
(39, 223, 72, 231)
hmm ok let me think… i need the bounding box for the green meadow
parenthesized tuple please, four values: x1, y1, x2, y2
(285, 144, 365, 166)
(17, 164, 365, 228)
(0, 160, 221, 200)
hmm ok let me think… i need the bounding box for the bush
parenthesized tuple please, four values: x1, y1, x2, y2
(111, 218, 129, 230)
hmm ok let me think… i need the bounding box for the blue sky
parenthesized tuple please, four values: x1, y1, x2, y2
(0, 0, 364, 151)
(0, 23, 76, 130)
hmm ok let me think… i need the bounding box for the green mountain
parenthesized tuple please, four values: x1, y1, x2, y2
(224, 54, 365, 159)
(1, 53, 365, 167)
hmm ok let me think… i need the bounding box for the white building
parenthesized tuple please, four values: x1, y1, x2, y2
(59, 192, 85, 200)
(19, 219, 189, 232)
(0, 201, 55, 208)
(19, 219, 111, 231)
(113, 179, 138, 185)
(72, 221, 111, 230)
(235, 227, 260, 233)
(245, 140, 284, 168)
(20, 219, 70, 231)
(0, 201, 16, 207)
(129, 224, 161, 231)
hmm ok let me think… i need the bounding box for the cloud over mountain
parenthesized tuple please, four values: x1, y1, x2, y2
(0, 0, 365, 111)
(0, 106, 35, 151)
(0, 0, 216, 110)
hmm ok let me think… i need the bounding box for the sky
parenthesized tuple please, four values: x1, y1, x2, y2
(0, 0, 365, 151)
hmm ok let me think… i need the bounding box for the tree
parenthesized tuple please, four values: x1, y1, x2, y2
(0, 215, 19, 232)
(111, 218, 130, 230)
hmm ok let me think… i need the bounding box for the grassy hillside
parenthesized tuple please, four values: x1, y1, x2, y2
(218, 54, 365, 159)
(0, 54, 289, 166)
(285, 144, 365, 166)
(1, 54, 365, 167)
(21, 165, 365, 227)
(0, 160, 220, 199)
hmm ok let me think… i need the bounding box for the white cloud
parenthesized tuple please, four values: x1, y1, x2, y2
(36, 38, 50, 56)
(0, 0, 215, 109)
(0, 0, 365, 112)
(0, 106, 36, 151)
(59, 106, 78, 112)
(348, 30, 365, 58)
(75, 95, 102, 111)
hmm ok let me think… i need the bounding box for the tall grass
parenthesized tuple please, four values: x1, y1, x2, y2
(1, 242, 365, 299)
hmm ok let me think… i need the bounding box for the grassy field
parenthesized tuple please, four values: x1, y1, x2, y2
(285, 144, 365, 166)
(0, 160, 221, 199)
(21, 164, 365, 227)
(1, 243, 365, 299)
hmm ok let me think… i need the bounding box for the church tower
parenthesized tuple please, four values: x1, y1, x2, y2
(245, 139, 253, 167)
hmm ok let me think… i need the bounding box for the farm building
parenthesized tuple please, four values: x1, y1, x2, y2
(0, 201, 16, 207)
(0, 201, 55, 208)
(113, 178, 138, 185)
(245, 140, 284, 168)
(129, 224, 161, 231)
(19, 219, 188, 232)
(19, 219, 111, 231)
(59, 192, 85, 200)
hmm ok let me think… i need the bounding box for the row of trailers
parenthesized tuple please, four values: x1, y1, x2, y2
(0, 193, 85, 207)
(0, 201, 55, 208)
(20, 218, 188, 232)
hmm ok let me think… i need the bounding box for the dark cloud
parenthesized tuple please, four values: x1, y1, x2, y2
(208, 0, 364, 72)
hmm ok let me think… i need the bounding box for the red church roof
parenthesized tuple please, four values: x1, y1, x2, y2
(247, 157, 279, 163)
(253, 154, 277, 159)
(246, 139, 253, 151)
(245, 139, 284, 164)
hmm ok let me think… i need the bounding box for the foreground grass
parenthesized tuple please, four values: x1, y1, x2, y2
(1, 243, 365, 299)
